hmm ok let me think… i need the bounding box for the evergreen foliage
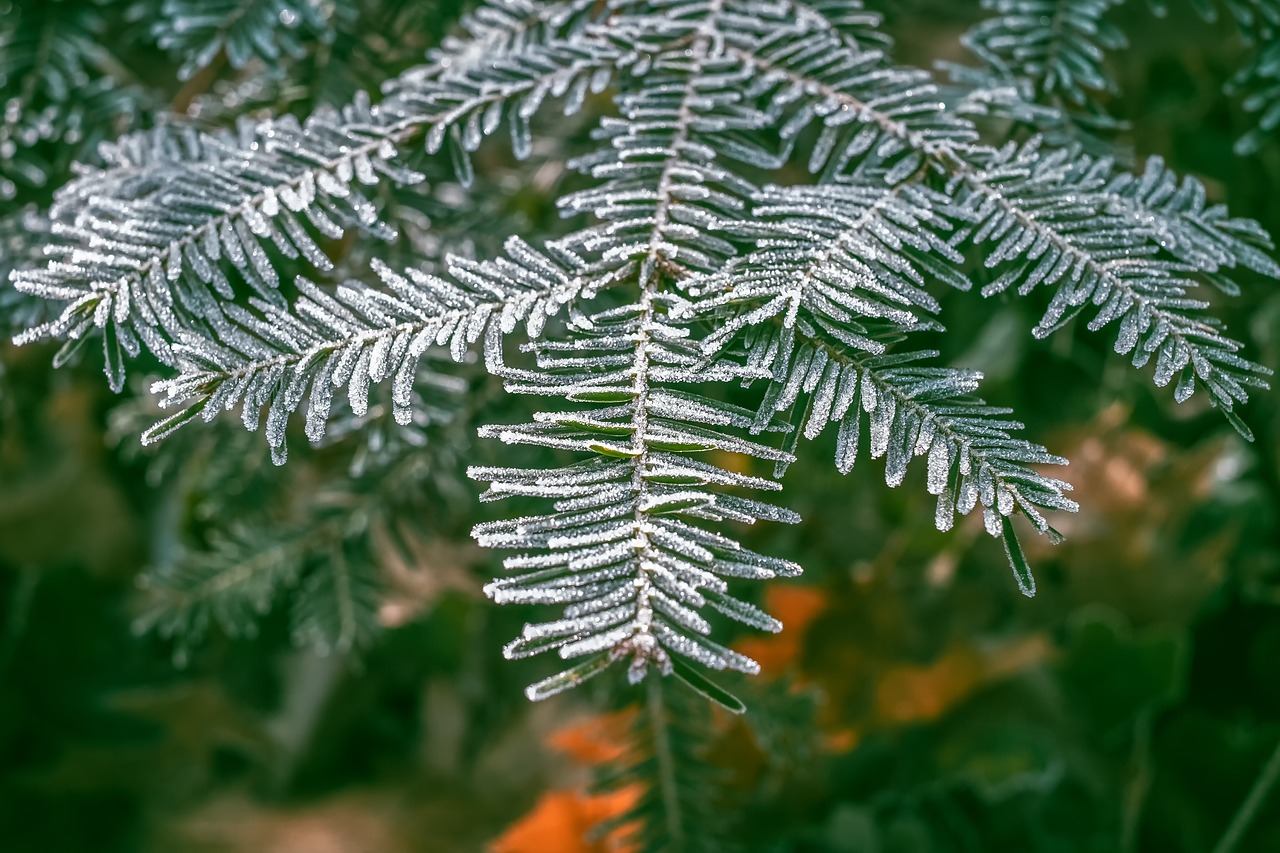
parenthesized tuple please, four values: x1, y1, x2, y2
(3, 0, 1277, 849)
(10, 0, 1275, 707)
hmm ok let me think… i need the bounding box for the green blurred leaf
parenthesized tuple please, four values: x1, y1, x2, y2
(1058, 605, 1188, 741)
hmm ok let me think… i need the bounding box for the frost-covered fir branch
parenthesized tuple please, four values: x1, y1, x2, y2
(690, 178, 1077, 595)
(472, 2, 807, 703)
(471, 296, 803, 700)
(963, 0, 1126, 105)
(720, 12, 1274, 426)
(716, 1, 979, 179)
(145, 240, 621, 462)
(694, 179, 966, 357)
(946, 140, 1274, 436)
(11, 8, 629, 387)
(9, 0, 1278, 710)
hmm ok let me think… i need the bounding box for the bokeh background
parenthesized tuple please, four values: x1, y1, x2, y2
(2, 1, 1278, 851)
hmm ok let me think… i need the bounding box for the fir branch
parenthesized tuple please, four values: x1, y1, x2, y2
(718, 2, 979, 178)
(134, 524, 310, 660)
(473, 4, 802, 700)
(11, 24, 628, 387)
(731, 33, 1263, 429)
(948, 140, 1272, 435)
(1097, 153, 1280, 286)
(429, 0, 607, 68)
(153, 0, 333, 81)
(689, 173, 1075, 589)
(768, 330, 1076, 594)
(789, 0, 891, 52)
(694, 178, 966, 358)
(961, 0, 1127, 106)
(144, 241, 618, 463)
(9, 0, 1277, 729)
(132, 388, 460, 660)
(135, 511, 384, 662)
(290, 543, 381, 656)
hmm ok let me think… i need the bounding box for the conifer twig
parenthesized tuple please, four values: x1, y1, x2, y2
(1212, 734, 1280, 853)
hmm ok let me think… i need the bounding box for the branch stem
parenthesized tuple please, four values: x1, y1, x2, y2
(647, 673, 686, 850)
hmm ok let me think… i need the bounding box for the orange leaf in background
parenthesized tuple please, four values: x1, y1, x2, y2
(983, 633, 1053, 682)
(491, 711, 643, 852)
(546, 710, 637, 766)
(874, 635, 1052, 726)
(489, 787, 643, 853)
(824, 728, 860, 754)
(734, 583, 829, 675)
(875, 647, 983, 725)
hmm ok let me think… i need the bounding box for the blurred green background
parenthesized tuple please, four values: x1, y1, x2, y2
(1, 1, 1278, 851)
